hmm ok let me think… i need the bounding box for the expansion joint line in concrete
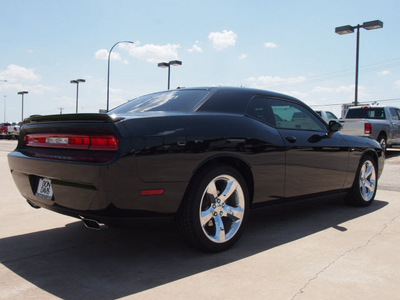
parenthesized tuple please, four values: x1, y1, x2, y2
(290, 214, 400, 300)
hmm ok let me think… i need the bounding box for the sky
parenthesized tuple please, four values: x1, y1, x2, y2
(1, 0, 400, 122)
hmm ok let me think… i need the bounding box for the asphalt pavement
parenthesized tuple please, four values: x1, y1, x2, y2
(0, 140, 399, 300)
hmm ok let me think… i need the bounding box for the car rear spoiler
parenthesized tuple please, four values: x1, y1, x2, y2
(23, 113, 124, 124)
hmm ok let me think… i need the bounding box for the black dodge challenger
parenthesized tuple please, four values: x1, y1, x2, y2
(8, 87, 385, 252)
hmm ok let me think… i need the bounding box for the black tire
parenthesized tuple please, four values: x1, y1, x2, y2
(346, 155, 378, 207)
(177, 164, 250, 252)
(377, 134, 387, 152)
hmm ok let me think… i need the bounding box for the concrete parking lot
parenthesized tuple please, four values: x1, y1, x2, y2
(0, 140, 399, 300)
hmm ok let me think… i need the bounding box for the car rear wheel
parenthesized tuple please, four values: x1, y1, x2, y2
(178, 164, 249, 252)
(346, 155, 377, 207)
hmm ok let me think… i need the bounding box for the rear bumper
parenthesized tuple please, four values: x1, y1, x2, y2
(8, 150, 187, 219)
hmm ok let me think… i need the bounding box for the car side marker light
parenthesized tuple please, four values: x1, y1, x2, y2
(141, 189, 165, 196)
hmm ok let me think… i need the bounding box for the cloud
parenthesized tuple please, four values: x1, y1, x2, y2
(264, 42, 278, 49)
(247, 75, 306, 86)
(311, 84, 368, 99)
(283, 90, 309, 99)
(120, 42, 180, 63)
(208, 30, 237, 50)
(31, 84, 59, 95)
(312, 85, 355, 93)
(238, 54, 247, 60)
(55, 96, 75, 107)
(188, 41, 203, 53)
(379, 70, 390, 76)
(94, 49, 121, 61)
(395, 80, 400, 89)
(0, 64, 41, 83)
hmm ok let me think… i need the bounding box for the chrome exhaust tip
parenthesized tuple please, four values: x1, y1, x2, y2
(27, 199, 41, 209)
(79, 216, 108, 230)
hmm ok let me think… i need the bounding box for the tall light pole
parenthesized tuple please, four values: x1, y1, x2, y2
(335, 20, 383, 106)
(158, 60, 182, 90)
(106, 40, 134, 112)
(70, 79, 85, 113)
(17, 91, 28, 122)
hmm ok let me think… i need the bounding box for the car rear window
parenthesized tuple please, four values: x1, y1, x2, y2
(111, 89, 210, 113)
(346, 107, 386, 119)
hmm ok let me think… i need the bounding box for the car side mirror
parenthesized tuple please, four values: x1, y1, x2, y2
(327, 120, 343, 137)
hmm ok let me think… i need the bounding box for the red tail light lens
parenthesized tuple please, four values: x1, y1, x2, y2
(25, 134, 119, 151)
(364, 123, 373, 134)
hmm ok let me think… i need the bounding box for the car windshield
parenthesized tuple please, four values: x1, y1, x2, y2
(346, 107, 386, 119)
(110, 89, 210, 114)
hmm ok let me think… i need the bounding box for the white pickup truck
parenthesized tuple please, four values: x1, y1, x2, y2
(339, 106, 400, 150)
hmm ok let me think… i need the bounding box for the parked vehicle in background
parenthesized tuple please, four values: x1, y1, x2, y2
(8, 123, 21, 139)
(0, 122, 21, 140)
(0, 123, 8, 138)
(340, 106, 400, 150)
(315, 110, 338, 123)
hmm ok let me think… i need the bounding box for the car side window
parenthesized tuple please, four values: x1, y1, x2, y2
(326, 111, 338, 120)
(270, 99, 326, 131)
(389, 108, 400, 120)
(245, 97, 276, 126)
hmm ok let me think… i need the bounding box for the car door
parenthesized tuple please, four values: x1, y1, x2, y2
(244, 96, 286, 203)
(389, 107, 400, 143)
(269, 98, 350, 198)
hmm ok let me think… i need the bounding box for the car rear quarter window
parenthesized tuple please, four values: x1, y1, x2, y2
(111, 89, 210, 113)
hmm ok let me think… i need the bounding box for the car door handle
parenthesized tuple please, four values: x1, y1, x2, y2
(285, 136, 297, 143)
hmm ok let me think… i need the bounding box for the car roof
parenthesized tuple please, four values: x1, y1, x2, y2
(187, 86, 301, 100)
(190, 86, 307, 115)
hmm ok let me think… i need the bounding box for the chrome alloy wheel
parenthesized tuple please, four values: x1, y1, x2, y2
(359, 160, 377, 202)
(199, 175, 245, 243)
(378, 137, 387, 152)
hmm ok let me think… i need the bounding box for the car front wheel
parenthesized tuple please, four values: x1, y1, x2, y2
(178, 164, 249, 252)
(346, 155, 377, 207)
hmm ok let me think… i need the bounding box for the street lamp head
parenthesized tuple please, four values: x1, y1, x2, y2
(335, 25, 354, 35)
(158, 62, 169, 68)
(363, 20, 383, 30)
(71, 79, 86, 84)
(169, 60, 182, 66)
(17, 91, 28, 95)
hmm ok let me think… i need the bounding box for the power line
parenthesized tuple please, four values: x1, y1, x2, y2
(311, 97, 400, 108)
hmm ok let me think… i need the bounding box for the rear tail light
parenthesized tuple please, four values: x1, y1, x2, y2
(364, 123, 373, 134)
(25, 134, 119, 151)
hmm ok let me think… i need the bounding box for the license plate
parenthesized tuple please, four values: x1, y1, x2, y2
(36, 178, 54, 200)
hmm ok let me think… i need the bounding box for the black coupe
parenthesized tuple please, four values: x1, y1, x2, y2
(8, 87, 385, 252)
